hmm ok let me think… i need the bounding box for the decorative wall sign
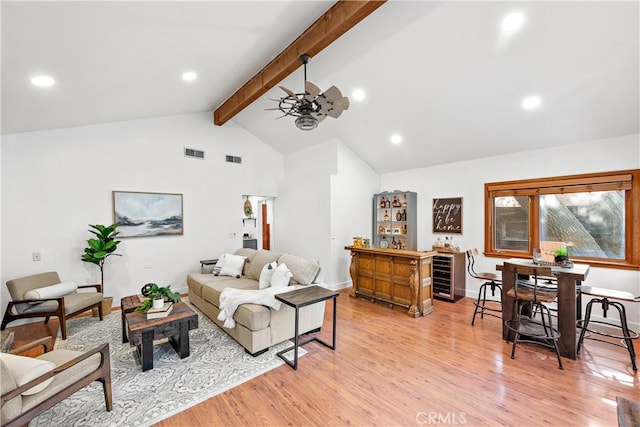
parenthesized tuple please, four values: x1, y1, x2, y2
(113, 191, 183, 238)
(432, 197, 463, 234)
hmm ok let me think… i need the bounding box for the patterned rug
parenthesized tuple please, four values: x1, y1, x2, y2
(32, 303, 300, 427)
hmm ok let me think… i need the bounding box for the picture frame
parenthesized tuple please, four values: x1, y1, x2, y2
(432, 197, 463, 234)
(113, 191, 183, 238)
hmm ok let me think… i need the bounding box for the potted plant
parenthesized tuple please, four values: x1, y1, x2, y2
(554, 245, 569, 263)
(136, 283, 181, 312)
(81, 223, 121, 315)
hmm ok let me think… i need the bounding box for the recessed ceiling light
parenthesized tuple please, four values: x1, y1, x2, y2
(30, 75, 55, 87)
(352, 88, 365, 102)
(501, 12, 525, 33)
(522, 96, 542, 110)
(182, 71, 197, 82)
(390, 134, 403, 145)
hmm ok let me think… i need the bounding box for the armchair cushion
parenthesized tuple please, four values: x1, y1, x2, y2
(0, 353, 55, 395)
(20, 292, 103, 315)
(23, 281, 78, 300)
(21, 350, 101, 413)
(0, 359, 22, 423)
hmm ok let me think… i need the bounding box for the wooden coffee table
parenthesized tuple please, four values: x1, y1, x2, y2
(122, 297, 198, 372)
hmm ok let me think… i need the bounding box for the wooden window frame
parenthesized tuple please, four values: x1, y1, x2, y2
(484, 169, 640, 270)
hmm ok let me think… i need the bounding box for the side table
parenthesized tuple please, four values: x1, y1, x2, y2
(275, 285, 338, 370)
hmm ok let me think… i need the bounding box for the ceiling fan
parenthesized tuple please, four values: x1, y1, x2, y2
(267, 54, 350, 131)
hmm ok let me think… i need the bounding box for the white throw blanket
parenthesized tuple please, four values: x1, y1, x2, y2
(217, 286, 294, 329)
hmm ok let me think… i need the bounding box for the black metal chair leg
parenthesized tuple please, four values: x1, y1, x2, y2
(577, 299, 595, 355)
(613, 301, 637, 371)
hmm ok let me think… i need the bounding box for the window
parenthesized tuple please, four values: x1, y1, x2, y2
(485, 170, 640, 270)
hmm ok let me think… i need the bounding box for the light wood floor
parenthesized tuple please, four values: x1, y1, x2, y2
(7, 291, 639, 426)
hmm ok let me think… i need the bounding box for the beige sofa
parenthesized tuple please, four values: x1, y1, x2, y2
(187, 248, 326, 356)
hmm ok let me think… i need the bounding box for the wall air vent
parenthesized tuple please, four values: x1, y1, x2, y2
(184, 148, 205, 159)
(225, 155, 242, 164)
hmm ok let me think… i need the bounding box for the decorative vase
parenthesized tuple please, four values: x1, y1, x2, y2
(152, 298, 164, 309)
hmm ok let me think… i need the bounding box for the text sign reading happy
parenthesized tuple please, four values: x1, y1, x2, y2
(432, 197, 463, 234)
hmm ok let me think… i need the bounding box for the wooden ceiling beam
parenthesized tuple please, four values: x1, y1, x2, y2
(213, 0, 386, 126)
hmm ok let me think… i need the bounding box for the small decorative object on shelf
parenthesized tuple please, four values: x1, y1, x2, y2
(353, 237, 363, 248)
(380, 236, 389, 248)
(373, 191, 417, 250)
(363, 238, 371, 248)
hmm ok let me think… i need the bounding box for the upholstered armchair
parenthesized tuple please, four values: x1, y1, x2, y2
(0, 336, 112, 427)
(1, 272, 104, 339)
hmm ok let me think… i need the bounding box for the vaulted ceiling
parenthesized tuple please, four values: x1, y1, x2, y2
(2, 1, 638, 173)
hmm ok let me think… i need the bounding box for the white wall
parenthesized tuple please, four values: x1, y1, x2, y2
(1, 112, 284, 317)
(275, 139, 380, 288)
(381, 133, 640, 327)
(330, 141, 380, 286)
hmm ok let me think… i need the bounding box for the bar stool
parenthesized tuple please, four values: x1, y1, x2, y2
(466, 249, 502, 326)
(577, 286, 639, 371)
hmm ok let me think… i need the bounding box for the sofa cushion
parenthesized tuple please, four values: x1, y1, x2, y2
(278, 253, 320, 285)
(201, 278, 258, 307)
(233, 304, 271, 331)
(245, 250, 283, 280)
(270, 263, 292, 287)
(234, 248, 257, 275)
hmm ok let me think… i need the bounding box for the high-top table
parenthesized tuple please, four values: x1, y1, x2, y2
(497, 258, 590, 360)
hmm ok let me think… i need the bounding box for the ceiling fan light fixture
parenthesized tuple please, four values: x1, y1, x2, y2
(295, 114, 319, 131)
(269, 53, 348, 131)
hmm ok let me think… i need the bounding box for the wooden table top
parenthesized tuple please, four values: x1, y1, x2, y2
(125, 302, 198, 332)
(275, 285, 338, 308)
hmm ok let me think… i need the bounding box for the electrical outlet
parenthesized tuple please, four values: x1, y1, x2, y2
(32, 252, 41, 261)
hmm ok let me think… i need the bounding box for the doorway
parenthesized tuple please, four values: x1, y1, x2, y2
(242, 195, 275, 250)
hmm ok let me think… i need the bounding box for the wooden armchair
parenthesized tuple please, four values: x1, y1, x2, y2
(0, 336, 112, 427)
(1, 272, 104, 339)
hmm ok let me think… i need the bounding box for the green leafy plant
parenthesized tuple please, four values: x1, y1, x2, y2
(135, 283, 181, 312)
(554, 247, 568, 257)
(81, 223, 122, 290)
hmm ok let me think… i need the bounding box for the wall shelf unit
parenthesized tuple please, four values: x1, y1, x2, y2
(373, 191, 417, 250)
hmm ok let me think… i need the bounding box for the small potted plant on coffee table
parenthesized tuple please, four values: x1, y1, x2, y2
(136, 283, 181, 312)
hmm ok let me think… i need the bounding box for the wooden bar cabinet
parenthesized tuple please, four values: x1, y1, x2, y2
(345, 246, 437, 317)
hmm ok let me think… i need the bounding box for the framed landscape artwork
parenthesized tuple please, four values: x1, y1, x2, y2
(113, 191, 183, 238)
(432, 197, 463, 234)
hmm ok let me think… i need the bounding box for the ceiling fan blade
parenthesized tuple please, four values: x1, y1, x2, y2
(320, 85, 343, 101)
(316, 95, 350, 118)
(279, 86, 299, 100)
(304, 81, 321, 101)
(313, 113, 327, 123)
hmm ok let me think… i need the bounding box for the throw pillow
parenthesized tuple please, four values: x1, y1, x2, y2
(270, 263, 292, 288)
(219, 254, 246, 278)
(212, 254, 226, 275)
(0, 352, 55, 395)
(258, 261, 277, 289)
(23, 281, 78, 300)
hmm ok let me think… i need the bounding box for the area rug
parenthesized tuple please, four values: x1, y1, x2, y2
(32, 303, 300, 427)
